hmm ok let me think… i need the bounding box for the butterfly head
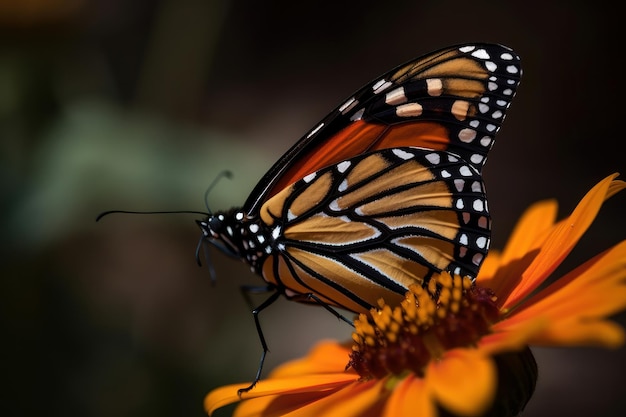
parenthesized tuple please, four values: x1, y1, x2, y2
(196, 210, 243, 259)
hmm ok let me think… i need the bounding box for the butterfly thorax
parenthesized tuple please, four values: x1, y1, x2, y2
(197, 209, 272, 274)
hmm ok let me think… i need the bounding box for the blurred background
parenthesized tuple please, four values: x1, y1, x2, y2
(1, 1, 624, 416)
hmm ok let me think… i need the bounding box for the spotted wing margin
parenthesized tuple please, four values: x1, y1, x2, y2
(258, 147, 490, 314)
(244, 43, 521, 215)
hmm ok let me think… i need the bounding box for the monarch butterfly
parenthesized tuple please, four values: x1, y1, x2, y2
(197, 43, 522, 391)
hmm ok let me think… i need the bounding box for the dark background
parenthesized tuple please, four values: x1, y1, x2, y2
(2, 1, 624, 416)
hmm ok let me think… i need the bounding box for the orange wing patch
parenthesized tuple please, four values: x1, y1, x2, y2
(355, 181, 452, 216)
(375, 210, 459, 239)
(280, 247, 406, 312)
(333, 159, 436, 211)
(284, 212, 380, 246)
(261, 171, 334, 226)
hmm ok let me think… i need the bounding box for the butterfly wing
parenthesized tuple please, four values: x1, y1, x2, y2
(244, 43, 521, 215)
(257, 146, 490, 313)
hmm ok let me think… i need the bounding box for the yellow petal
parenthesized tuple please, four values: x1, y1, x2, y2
(204, 373, 357, 415)
(477, 200, 557, 297)
(479, 315, 547, 355)
(476, 250, 501, 282)
(427, 349, 497, 416)
(271, 341, 352, 378)
(383, 375, 436, 417)
(234, 393, 305, 417)
(529, 320, 625, 348)
(234, 393, 279, 417)
(234, 390, 338, 417)
(503, 241, 626, 348)
(501, 174, 625, 309)
(266, 379, 385, 417)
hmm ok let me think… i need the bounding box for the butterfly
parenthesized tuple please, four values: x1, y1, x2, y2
(197, 43, 522, 391)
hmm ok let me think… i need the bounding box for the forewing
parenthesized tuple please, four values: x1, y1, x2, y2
(244, 43, 521, 214)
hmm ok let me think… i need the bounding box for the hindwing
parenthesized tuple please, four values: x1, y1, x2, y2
(258, 147, 489, 313)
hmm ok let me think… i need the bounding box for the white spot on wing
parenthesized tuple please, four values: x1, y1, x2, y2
(339, 97, 358, 114)
(470, 154, 484, 164)
(471, 48, 490, 59)
(392, 148, 414, 160)
(373, 79, 392, 94)
(473, 199, 485, 212)
(427, 78, 443, 96)
(396, 103, 423, 117)
(459, 128, 476, 143)
(506, 65, 519, 74)
(459, 165, 473, 177)
(425, 153, 440, 165)
(337, 160, 351, 173)
(306, 122, 324, 139)
(385, 87, 407, 105)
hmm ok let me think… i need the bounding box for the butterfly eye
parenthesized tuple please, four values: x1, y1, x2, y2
(208, 217, 223, 234)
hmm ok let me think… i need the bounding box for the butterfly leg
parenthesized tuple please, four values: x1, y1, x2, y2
(240, 284, 274, 310)
(237, 288, 281, 395)
(292, 293, 355, 328)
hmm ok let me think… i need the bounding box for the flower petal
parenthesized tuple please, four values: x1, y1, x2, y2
(234, 392, 325, 417)
(271, 341, 353, 378)
(384, 375, 436, 417)
(479, 315, 547, 355)
(476, 250, 501, 282)
(235, 386, 378, 417)
(427, 349, 497, 416)
(478, 200, 557, 300)
(503, 240, 626, 348)
(260, 379, 385, 417)
(501, 174, 625, 309)
(205, 373, 357, 415)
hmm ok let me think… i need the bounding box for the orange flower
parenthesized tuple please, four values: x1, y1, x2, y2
(206, 174, 626, 417)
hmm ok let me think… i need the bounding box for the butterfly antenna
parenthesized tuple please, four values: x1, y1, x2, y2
(203, 170, 233, 213)
(96, 209, 209, 222)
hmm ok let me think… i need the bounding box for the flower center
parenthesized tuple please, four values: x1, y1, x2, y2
(348, 272, 500, 379)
